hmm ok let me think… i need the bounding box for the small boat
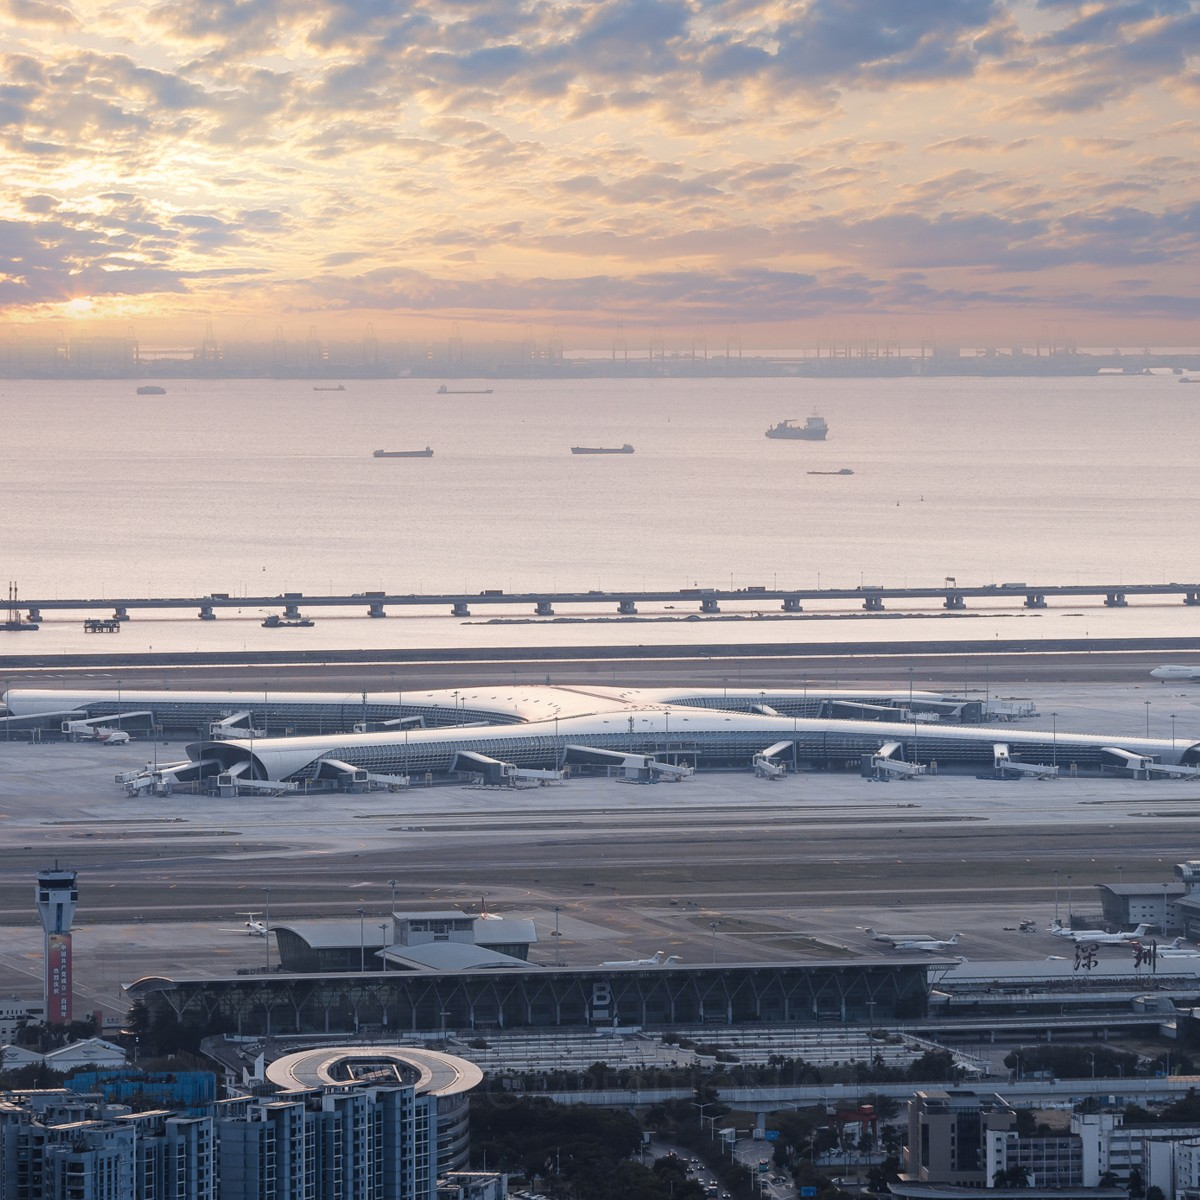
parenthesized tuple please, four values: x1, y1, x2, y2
(1180, 377, 1198, 384)
(374, 447, 433, 458)
(570, 444, 634, 455)
(766, 415, 828, 440)
(807, 468, 854, 475)
(2, 583, 38, 631)
(136, 385, 166, 395)
(261, 614, 314, 628)
(437, 385, 494, 394)
(314, 384, 346, 392)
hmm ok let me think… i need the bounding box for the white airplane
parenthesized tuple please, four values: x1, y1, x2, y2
(599, 950, 682, 967)
(1151, 665, 1200, 681)
(1049, 920, 1151, 944)
(1156, 938, 1200, 958)
(891, 933, 961, 952)
(221, 911, 268, 937)
(865, 928, 935, 945)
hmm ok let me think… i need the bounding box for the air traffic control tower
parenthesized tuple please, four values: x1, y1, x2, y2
(36, 865, 77, 1024)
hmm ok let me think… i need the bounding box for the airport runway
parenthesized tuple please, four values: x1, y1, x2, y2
(2, 649, 1198, 1018)
(1, 644, 1195, 692)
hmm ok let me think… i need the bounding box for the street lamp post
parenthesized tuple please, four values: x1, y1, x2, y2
(1067, 873, 1073, 920)
(358, 907, 365, 972)
(1171, 713, 1178, 757)
(262, 887, 271, 973)
(1053, 869, 1059, 923)
(553, 906, 562, 967)
(379, 923, 389, 972)
(1145, 699, 1151, 738)
(709, 920, 720, 963)
(1051, 711, 1058, 769)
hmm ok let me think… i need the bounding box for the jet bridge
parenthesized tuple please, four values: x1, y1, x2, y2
(993, 743, 1059, 779)
(452, 749, 564, 787)
(869, 741, 926, 779)
(564, 744, 693, 782)
(62, 712, 153, 739)
(1102, 746, 1155, 778)
(208, 711, 265, 739)
(752, 740, 793, 779)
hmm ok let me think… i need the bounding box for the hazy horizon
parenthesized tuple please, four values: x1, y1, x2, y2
(4, 1, 1199, 347)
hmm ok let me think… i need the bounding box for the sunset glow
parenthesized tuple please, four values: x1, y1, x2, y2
(2, 0, 1198, 348)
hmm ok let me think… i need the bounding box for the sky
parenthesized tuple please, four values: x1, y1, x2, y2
(2, 0, 1199, 350)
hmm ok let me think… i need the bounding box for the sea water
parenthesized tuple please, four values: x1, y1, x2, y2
(1, 372, 1197, 656)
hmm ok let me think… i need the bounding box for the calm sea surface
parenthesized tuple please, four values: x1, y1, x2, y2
(2, 373, 1197, 656)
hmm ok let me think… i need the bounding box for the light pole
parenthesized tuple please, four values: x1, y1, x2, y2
(553, 906, 562, 967)
(1171, 713, 1178, 757)
(1051, 711, 1058, 769)
(387, 877, 397, 926)
(710, 920, 720, 963)
(1145, 699, 1151, 738)
(358, 907, 365, 972)
(1053, 869, 1059, 923)
(379, 923, 389, 971)
(1067, 873, 1073, 920)
(262, 887, 271, 972)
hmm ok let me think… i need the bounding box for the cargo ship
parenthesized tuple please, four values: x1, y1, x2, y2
(374, 448, 434, 458)
(765, 415, 828, 440)
(570, 444, 634, 455)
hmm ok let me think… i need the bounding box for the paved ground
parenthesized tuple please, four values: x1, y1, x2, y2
(2, 656, 1199, 1022)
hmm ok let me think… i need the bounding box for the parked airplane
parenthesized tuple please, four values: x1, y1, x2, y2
(1049, 920, 1152, 944)
(599, 950, 682, 967)
(865, 928, 935, 945)
(891, 933, 961, 952)
(221, 911, 268, 937)
(1156, 938, 1200, 958)
(1151, 665, 1200, 681)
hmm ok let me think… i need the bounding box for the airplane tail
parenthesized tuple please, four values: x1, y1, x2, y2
(1132, 924, 1151, 937)
(1169, 937, 1185, 949)
(948, 933, 961, 945)
(865, 928, 878, 940)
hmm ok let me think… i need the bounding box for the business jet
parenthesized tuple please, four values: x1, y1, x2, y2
(1151, 665, 1200, 682)
(1049, 920, 1151, 944)
(221, 911, 268, 937)
(865, 928, 935, 945)
(598, 950, 682, 967)
(891, 933, 961, 952)
(1156, 938, 1200, 959)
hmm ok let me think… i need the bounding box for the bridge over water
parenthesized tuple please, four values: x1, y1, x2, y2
(8, 581, 1200, 626)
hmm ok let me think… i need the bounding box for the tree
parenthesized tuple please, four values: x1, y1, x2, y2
(992, 1165, 1030, 1187)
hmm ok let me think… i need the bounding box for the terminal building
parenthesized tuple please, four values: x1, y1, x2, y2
(3, 684, 1193, 792)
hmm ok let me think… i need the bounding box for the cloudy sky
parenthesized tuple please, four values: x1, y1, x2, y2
(3, 0, 1198, 349)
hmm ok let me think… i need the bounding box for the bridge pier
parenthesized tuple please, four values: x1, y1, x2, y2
(943, 593, 965, 609)
(283, 602, 301, 620)
(1185, 592, 1200, 606)
(451, 602, 471, 617)
(535, 600, 554, 616)
(198, 604, 216, 620)
(26, 608, 41, 623)
(700, 597, 720, 613)
(617, 599, 637, 614)
(367, 601, 387, 618)
(112, 606, 129, 621)
(781, 595, 803, 612)
(1104, 592, 1128, 607)
(862, 594, 884, 611)
(1024, 593, 1047, 608)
